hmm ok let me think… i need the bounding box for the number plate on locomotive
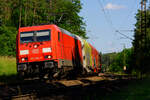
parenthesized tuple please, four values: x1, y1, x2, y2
(32, 49, 39, 54)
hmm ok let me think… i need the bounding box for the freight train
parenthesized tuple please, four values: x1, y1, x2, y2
(16, 24, 101, 79)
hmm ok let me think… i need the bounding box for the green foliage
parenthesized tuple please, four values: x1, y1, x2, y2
(0, 26, 17, 56)
(109, 48, 133, 73)
(133, 9, 150, 74)
(0, 0, 86, 37)
(0, 0, 86, 56)
(101, 78, 150, 100)
(102, 48, 133, 73)
(102, 52, 117, 72)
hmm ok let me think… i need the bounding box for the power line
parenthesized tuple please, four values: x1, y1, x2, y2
(97, 0, 114, 30)
(116, 30, 134, 40)
(97, 0, 134, 40)
(118, 30, 134, 32)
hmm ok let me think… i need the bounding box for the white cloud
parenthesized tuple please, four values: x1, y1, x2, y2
(105, 3, 125, 10)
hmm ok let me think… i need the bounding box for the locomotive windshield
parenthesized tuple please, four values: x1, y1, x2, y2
(20, 29, 51, 43)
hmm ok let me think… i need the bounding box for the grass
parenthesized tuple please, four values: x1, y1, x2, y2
(0, 56, 17, 76)
(101, 78, 150, 100)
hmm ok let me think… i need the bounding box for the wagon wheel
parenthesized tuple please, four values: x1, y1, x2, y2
(60, 68, 68, 79)
(18, 71, 26, 79)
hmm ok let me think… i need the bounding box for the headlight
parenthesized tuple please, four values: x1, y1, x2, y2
(42, 48, 52, 53)
(21, 58, 28, 61)
(47, 55, 51, 59)
(20, 50, 29, 55)
(44, 55, 52, 59)
(22, 58, 25, 61)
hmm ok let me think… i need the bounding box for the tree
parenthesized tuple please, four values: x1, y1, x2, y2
(0, 26, 17, 56)
(133, 9, 150, 74)
(108, 48, 133, 73)
(101, 48, 133, 73)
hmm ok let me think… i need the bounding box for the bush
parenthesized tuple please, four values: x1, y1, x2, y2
(0, 26, 17, 56)
(109, 48, 133, 73)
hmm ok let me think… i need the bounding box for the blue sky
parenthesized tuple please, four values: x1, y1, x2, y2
(79, 0, 141, 53)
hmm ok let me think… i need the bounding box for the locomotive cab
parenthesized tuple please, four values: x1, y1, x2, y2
(16, 25, 58, 77)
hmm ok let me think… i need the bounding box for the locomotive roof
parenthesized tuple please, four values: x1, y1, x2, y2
(58, 27, 78, 40)
(58, 27, 98, 52)
(58, 28, 98, 50)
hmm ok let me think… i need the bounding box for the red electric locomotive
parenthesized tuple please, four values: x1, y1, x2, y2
(16, 24, 101, 78)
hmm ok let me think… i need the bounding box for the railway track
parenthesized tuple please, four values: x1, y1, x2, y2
(0, 73, 137, 100)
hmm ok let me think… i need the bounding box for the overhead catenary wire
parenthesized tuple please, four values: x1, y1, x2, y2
(97, 0, 114, 31)
(116, 30, 134, 40)
(96, 0, 134, 41)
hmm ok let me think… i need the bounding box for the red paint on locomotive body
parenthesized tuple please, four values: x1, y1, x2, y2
(16, 24, 101, 78)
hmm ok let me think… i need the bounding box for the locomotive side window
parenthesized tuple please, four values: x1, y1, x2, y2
(20, 29, 51, 43)
(58, 32, 60, 41)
